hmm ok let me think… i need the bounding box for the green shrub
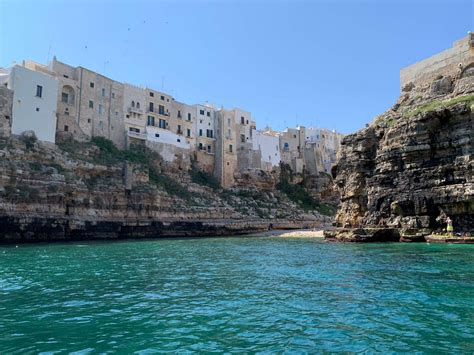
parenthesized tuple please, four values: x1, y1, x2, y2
(406, 94, 474, 118)
(190, 163, 220, 189)
(29, 161, 42, 171)
(276, 162, 335, 215)
(149, 169, 189, 199)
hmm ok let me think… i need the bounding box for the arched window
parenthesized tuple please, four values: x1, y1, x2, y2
(136, 102, 140, 109)
(131, 100, 135, 108)
(61, 85, 75, 105)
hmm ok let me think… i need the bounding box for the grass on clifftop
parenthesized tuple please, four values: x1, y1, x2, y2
(406, 93, 474, 118)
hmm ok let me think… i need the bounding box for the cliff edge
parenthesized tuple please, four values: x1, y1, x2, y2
(327, 36, 473, 242)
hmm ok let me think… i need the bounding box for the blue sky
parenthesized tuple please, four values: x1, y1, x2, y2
(1, 0, 472, 134)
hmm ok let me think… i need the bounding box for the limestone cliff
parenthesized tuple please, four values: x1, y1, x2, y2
(0, 136, 332, 243)
(329, 57, 474, 242)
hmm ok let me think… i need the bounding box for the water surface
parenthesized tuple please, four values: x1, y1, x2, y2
(1, 236, 473, 353)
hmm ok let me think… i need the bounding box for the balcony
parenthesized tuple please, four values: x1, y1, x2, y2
(147, 110, 170, 117)
(128, 106, 143, 115)
(127, 130, 146, 140)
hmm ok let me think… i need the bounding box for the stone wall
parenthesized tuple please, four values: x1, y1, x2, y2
(400, 34, 474, 89)
(0, 86, 13, 138)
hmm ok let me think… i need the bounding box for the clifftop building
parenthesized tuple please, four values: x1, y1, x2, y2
(1, 57, 344, 187)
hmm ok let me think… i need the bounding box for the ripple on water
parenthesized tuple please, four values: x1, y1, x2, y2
(0, 237, 473, 353)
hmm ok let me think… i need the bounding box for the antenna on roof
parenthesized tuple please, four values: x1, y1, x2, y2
(47, 43, 52, 63)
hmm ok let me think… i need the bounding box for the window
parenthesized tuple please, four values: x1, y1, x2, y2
(63, 74, 69, 78)
(155, 133, 160, 138)
(64, 111, 69, 116)
(228, 129, 231, 137)
(89, 100, 94, 108)
(126, 114, 130, 118)
(207, 145, 211, 153)
(206, 129, 213, 138)
(199, 129, 203, 136)
(98, 104, 104, 115)
(101, 88, 106, 97)
(132, 101, 135, 108)
(150, 92, 154, 97)
(90, 82, 94, 88)
(229, 144, 233, 152)
(199, 143, 203, 150)
(207, 111, 210, 117)
(98, 121, 104, 129)
(129, 127, 140, 133)
(61, 92, 69, 103)
(149, 102, 154, 112)
(276, 145, 278, 151)
(159, 119, 166, 129)
(158, 105, 165, 115)
(240, 134, 245, 143)
(87, 119, 91, 123)
(293, 134, 297, 138)
(200, 120, 202, 124)
(241, 116, 245, 124)
(188, 113, 191, 121)
(64, 125, 69, 132)
(284, 142, 289, 151)
(177, 138, 181, 142)
(36, 85, 43, 98)
(177, 110, 182, 118)
(147, 116, 155, 126)
(187, 128, 191, 137)
(112, 92, 115, 99)
(227, 118, 231, 126)
(137, 102, 140, 109)
(161, 95, 165, 100)
(115, 111, 118, 116)
(200, 110, 205, 115)
(36, 107, 40, 112)
(177, 125, 182, 134)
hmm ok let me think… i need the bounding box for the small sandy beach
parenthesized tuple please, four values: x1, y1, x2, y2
(249, 228, 327, 238)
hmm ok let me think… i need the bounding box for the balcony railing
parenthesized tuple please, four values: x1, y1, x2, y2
(147, 109, 170, 117)
(128, 106, 143, 114)
(127, 131, 146, 140)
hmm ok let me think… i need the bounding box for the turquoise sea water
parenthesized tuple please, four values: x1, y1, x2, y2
(1, 236, 473, 353)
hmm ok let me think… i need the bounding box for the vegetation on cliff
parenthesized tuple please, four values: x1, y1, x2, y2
(0, 134, 332, 242)
(277, 163, 336, 216)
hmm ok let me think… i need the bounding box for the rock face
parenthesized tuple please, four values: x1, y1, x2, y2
(0, 137, 332, 243)
(334, 105, 473, 231)
(331, 58, 474, 241)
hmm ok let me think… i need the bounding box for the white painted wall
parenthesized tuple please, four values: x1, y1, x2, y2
(146, 126, 190, 149)
(9, 65, 58, 143)
(195, 104, 215, 139)
(252, 129, 281, 167)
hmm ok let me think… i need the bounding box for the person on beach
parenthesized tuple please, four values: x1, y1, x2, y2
(446, 217, 454, 236)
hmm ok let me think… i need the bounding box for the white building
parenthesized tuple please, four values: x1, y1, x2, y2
(194, 103, 216, 153)
(146, 126, 190, 150)
(252, 128, 281, 170)
(7, 65, 58, 143)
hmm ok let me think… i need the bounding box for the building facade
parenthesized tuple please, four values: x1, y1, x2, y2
(1, 56, 344, 187)
(8, 64, 58, 143)
(252, 128, 280, 171)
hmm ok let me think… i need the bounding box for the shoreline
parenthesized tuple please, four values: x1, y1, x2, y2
(247, 228, 327, 238)
(0, 216, 329, 244)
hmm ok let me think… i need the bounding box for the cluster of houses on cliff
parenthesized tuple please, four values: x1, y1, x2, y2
(0, 57, 343, 187)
